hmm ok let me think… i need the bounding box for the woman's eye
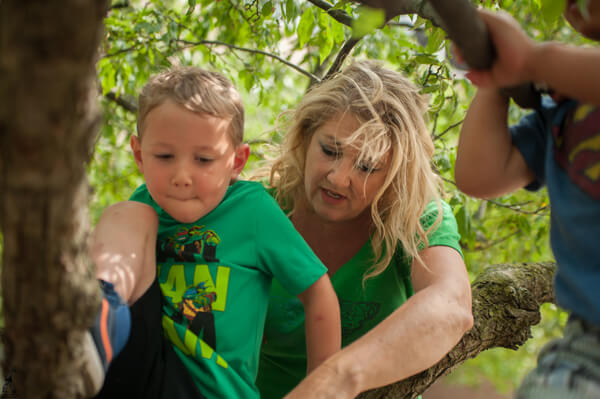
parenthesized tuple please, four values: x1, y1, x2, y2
(357, 163, 379, 173)
(320, 144, 339, 158)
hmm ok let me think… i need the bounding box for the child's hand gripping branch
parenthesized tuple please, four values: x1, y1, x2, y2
(455, 4, 600, 199)
(465, 7, 600, 105)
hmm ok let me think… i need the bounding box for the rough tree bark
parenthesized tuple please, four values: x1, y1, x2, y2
(0, 1, 109, 398)
(359, 262, 557, 399)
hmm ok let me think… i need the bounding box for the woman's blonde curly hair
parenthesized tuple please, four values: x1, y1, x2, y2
(269, 59, 442, 281)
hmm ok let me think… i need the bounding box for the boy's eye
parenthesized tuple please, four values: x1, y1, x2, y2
(195, 156, 214, 163)
(320, 143, 340, 158)
(154, 154, 173, 160)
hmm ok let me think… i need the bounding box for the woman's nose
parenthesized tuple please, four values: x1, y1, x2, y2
(326, 159, 352, 188)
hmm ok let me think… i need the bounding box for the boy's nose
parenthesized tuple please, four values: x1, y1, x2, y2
(171, 164, 192, 187)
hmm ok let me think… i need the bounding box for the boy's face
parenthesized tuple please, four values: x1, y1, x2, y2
(131, 100, 249, 223)
(565, 0, 600, 40)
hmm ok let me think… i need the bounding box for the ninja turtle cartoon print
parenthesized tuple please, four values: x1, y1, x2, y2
(159, 224, 221, 350)
(178, 281, 218, 350)
(157, 225, 220, 263)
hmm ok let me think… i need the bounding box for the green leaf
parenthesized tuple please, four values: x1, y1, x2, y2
(414, 54, 440, 65)
(298, 8, 315, 47)
(319, 30, 334, 63)
(285, 0, 296, 21)
(239, 69, 254, 92)
(541, 0, 566, 24)
(455, 205, 472, 240)
(98, 59, 117, 95)
(425, 27, 445, 53)
(351, 6, 384, 38)
(261, 1, 274, 17)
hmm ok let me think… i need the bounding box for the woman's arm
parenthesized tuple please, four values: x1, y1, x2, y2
(297, 274, 342, 373)
(285, 246, 473, 399)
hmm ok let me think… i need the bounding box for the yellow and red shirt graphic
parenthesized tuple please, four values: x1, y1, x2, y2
(553, 104, 600, 199)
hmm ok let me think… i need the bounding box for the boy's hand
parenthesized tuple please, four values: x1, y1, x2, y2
(465, 9, 537, 88)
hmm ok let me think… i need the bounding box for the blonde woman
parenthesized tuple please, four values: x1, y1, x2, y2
(256, 60, 473, 398)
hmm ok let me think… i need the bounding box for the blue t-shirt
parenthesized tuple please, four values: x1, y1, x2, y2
(510, 97, 600, 325)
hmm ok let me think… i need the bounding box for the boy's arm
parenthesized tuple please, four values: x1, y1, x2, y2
(466, 10, 600, 106)
(527, 42, 600, 106)
(455, 88, 535, 198)
(296, 274, 341, 373)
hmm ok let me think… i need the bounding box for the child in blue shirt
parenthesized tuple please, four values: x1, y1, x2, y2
(455, 3, 600, 399)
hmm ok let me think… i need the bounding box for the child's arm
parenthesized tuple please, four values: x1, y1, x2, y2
(454, 87, 535, 198)
(466, 10, 600, 106)
(297, 274, 341, 373)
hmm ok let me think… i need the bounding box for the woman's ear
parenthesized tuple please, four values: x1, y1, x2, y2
(130, 135, 144, 174)
(232, 143, 250, 178)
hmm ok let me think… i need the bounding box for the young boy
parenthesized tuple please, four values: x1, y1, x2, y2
(87, 66, 341, 398)
(455, 2, 600, 399)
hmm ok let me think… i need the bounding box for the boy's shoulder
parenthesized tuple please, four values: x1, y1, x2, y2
(219, 180, 275, 211)
(226, 180, 268, 199)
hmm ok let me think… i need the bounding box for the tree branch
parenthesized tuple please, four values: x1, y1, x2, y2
(352, 0, 442, 26)
(176, 39, 321, 83)
(322, 37, 361, 81)
(312, 0, 445, 85)
(104, 91, 137, 113)
(307, 0, 355, 26)
(358, 262, 557, 399)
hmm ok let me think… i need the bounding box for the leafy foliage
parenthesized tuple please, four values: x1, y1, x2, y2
(92, 0, 592, 392)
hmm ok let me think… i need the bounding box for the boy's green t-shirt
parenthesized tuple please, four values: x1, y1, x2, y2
(257, 200, 462, 399)
(130, 180, 327, 399)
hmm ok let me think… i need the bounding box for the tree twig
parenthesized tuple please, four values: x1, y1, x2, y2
(307, 0, 354, 26)
(321, 37, 361, 82)
(104, 91, 137, 113)
(176, 39, 321, 83)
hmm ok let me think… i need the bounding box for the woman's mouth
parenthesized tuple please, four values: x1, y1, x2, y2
(321, 188, 346, 204)
(324, 189, 342, 198)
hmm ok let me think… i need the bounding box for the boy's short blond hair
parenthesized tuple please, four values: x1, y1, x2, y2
(137, 66, 244, 145)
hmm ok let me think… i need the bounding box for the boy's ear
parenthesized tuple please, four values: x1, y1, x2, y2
(130, 135, 144, 173)
(232, 143, 250, 178)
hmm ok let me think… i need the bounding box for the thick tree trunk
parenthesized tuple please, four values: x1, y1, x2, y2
(0, 1, 109, 397)
(359, 262, 557, 399)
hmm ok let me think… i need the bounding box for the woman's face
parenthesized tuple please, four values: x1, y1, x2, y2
(303, 113, 390, 223)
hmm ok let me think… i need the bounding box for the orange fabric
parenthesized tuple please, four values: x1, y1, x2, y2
(100, 299, 113, 362)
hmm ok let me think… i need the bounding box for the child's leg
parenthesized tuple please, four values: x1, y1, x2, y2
(84, 201, 158, 395)
(92, 201, 158, 304)
(91, 201, 203, 398)
(516, 315, 600, 399)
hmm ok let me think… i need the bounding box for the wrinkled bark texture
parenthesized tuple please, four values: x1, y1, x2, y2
(358, 262, 557, 399)
(0, 1, 109, 398)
